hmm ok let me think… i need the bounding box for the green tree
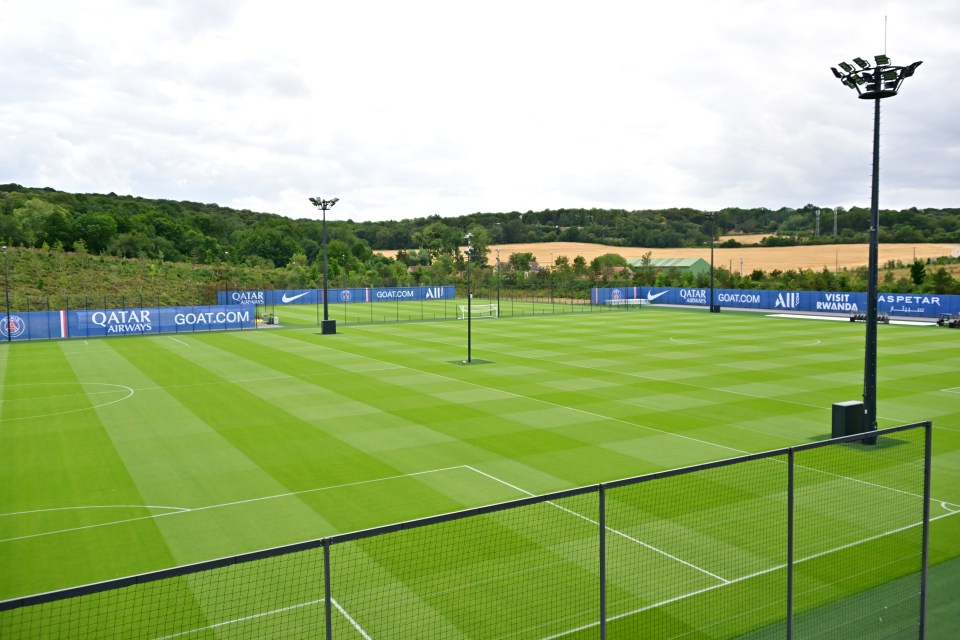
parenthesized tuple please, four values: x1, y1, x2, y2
(12, 198, 69, 247)
(466, 225, 491, 267)
(572, 255, 588, 277)
(930, 267, 956, 294)
(636, 251, 655, 285)
(909, 260, 926, 286)
(76, 213, 118, 252)
(508, 252, 535, 272)
(414, 221, 460, 260)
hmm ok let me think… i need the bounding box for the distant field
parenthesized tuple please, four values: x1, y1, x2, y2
(380, 241, 959, 272)
(1, 307, 958, 637)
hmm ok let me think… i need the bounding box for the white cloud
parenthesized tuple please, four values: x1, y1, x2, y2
(2, 0, 958, 222)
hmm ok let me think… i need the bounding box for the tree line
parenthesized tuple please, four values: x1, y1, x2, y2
(2, 184, 958, 306)
(3, 184, 959, 271)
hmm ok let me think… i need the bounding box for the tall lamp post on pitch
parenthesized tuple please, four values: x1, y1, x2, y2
(309, 197, 339, 334)
(831, 54, 921, 438)
(708, 213, 719, 313)
(464, 233, 473, 364)
(223, 251, 229, 305)
(2, 246, 11, 343)
(495, 247, 501, 316)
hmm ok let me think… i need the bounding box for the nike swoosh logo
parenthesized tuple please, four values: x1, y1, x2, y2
(281, 291, 311, 303)
(646, 291, 668, 301)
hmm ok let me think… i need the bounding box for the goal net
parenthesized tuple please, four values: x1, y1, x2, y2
(458, 303, 498, 319)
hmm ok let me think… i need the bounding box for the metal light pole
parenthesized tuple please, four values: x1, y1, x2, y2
(708, 213, 719, 313)
(495, 247, 501, 316)
(2, 246, 11, 343)
(223, 251, 229, 305)
(549, 252, 555, 307)
(309, 197, 339, 334)
(464, 233, 473, 363)
(832, 54, 921, 437)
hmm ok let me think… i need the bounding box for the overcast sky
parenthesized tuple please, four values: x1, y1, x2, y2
(2, 1, 957, 223)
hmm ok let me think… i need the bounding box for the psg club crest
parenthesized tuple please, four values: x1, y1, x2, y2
(611, 289, 622, 300)
(0, 315, 26, 339)
(340, 290, 352, 302)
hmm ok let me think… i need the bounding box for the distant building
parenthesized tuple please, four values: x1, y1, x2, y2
(627, 257, 710, 276)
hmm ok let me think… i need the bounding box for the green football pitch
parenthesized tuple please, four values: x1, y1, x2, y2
(1, 306, 958, 637)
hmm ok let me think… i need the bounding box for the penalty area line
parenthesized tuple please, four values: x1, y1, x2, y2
(538, 507, 960, 640)
(464, 465, 730, 584)
(151, 597, 371, 640)
(0, 466, 470, 544)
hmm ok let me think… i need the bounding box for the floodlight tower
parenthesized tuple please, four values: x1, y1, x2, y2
(708, 213, 719, 313)
(464, 233, 473, 363)
(831, 54, 921, 437)
(495, 247, 501, 314)
(309, 196, 339, 334)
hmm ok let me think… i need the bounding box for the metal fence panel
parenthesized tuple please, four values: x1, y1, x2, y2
(605, 454, 789, 639)
(791, 427, 927, 639)
(328, 492, 600, 639)
(0, 548, 327, 640)
(0, 423, 931, 639)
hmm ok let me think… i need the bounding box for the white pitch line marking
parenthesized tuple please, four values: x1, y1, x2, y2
(143, 473, 960, 640)
(464, 466, 730, 584)
(0, 466, 469, 543)
(539, 508, 960, 640)
(333, 597, 374, 640)
(0, 383, 135, 423)
(152, 597, 325, 640)
(168, 337, 190, 347)
(150, 597, 371, 640)
(0, 505, 189, 518)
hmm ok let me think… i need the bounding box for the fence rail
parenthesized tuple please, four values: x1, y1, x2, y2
(1, 422, 932, 639)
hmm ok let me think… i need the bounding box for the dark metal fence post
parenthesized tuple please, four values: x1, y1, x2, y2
(324, 539, 333, 640)
(599, 484, 607, 640)
(919, 421, 932, 639)
(787, 448, 795, 640)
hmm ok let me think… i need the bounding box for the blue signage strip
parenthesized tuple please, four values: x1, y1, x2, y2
(221, 286, 456, 306)
(0, 305, 255, 341)
(0, 310, 62, 341)
(591, 287, 960, 318)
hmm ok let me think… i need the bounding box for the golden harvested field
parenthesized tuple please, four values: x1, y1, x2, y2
(383, 241, 960, 273)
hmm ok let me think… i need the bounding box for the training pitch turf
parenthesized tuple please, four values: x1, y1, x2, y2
(0, 306, 958, 637)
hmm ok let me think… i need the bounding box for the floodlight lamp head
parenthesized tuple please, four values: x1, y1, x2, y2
(901, 60, 923, 77)
(309, 196, 338, 209)
(831, 67, 844, 78)
(874, 54, 891, 66)
(838, 61, 854, 73)
(853, 57, 870, 69)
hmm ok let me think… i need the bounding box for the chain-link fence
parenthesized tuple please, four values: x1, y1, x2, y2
(1, 422, 931, 639)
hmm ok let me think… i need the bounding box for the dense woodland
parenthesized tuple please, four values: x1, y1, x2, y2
(1, 183, 959, 309)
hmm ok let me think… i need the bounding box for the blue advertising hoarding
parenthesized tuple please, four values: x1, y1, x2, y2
(220, 286, 456, 306)
(591, 287, 960, 318)
(0, 305, 255, 341)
